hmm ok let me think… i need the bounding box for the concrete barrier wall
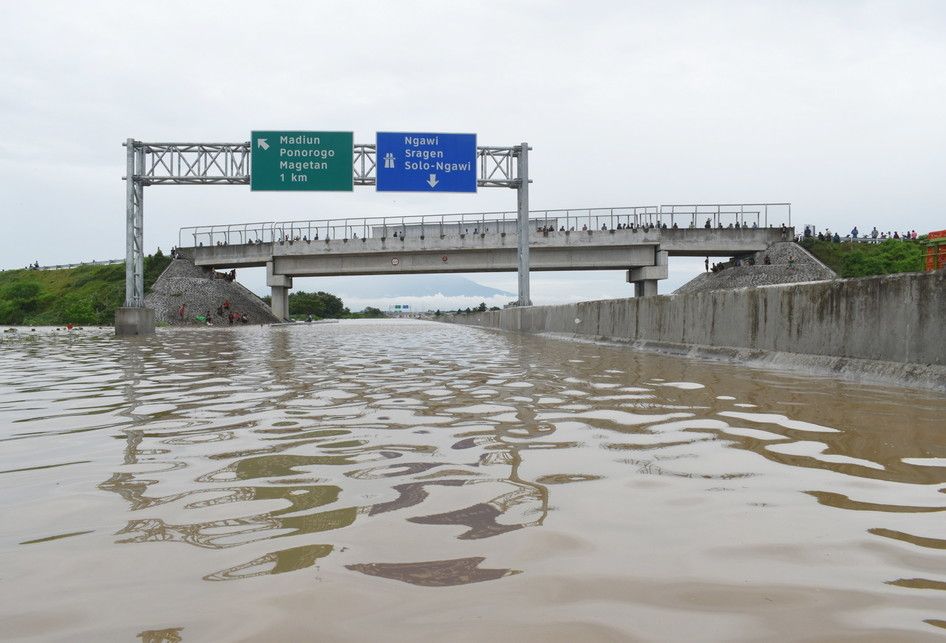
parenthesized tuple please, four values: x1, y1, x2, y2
(448, 271, 946, 368)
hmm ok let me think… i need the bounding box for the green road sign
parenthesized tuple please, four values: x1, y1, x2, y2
(250, 131, 353, 191)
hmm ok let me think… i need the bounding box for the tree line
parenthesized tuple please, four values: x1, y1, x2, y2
(261, 290, 384, 320)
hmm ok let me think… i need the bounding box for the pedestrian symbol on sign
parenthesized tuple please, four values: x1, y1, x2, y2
(383, 152, 395, 169)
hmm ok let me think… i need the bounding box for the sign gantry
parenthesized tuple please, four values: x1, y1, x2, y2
(122, 135, 531, 328)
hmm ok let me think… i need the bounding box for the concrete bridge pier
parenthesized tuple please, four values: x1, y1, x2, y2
(267, 262, 292, 321)
(633, 280, 658, 297)
(627, 249, 668, 298)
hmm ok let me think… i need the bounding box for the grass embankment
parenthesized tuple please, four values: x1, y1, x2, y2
(800, 238, 924, 278)
(0, 254, 170, 326)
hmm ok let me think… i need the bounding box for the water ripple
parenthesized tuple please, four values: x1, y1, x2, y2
(2, 321, 946, 639)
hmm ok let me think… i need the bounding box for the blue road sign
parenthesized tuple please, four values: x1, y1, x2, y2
(376, 132, 477, 192)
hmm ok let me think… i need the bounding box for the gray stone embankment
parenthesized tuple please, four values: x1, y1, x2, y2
(145, 258, 279, 326)
(675, 242, 835, 294)
(445, 271, 946, 391)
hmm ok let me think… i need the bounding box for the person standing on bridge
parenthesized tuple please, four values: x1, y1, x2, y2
(178, 303, 186, 321)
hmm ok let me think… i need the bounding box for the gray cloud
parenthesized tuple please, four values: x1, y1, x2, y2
(2, 1, 944, 303)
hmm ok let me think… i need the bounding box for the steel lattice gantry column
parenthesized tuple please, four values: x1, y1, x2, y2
(115, 139, 155, 335)
(125, 139, 144, 307)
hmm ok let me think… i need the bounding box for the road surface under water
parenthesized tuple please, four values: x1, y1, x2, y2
(1, 320, 945, 641)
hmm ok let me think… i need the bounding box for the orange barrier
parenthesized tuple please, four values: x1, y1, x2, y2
(925, 230, 946, 271)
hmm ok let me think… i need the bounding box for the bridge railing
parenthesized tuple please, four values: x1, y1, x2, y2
(179, 221, 277, 248)
(273, 212, 522, 243)
(529, 207, 661, 232)
(175, 203, 791, 248)
(269, 206, 664, 242)
(659, 203, 791, 229)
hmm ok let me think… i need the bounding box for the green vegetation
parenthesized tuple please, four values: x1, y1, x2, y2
(350, 306, 384, 319)
(288, 290, 346, 319)
(453, 302, 495, 315)
(276, 291, 385, 320)
(0, 253, 171, 326)
(263, 290, 384, 321)
(800, 238, 924, 278)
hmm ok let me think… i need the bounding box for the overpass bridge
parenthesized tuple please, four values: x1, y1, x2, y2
(178, 204, 792, 320)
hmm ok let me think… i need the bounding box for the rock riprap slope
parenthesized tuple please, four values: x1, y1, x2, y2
(675, 242, 836, 295)
(145, 258, 279, 325)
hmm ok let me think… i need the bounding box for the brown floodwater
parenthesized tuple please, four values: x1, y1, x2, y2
(1, 320, 945, 641)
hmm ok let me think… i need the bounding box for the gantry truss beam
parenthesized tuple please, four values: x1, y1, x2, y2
(127, 141, 523, 188)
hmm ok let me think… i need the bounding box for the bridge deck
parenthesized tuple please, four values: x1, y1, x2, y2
(184, 226, 790, 276)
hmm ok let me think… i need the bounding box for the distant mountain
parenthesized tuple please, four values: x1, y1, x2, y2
(296, 274, 514, 299)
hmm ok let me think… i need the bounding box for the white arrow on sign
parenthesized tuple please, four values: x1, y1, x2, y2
(427, 173, 439, 188)
(257, 138, 269, 150)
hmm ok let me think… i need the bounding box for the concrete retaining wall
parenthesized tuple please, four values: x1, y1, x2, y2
(446, 271, 946, 390)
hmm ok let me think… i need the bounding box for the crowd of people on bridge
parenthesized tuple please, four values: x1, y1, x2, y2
(800, 226, 919, 243)
(703, 218, 763, 230)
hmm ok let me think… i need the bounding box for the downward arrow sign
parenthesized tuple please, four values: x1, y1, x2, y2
(257, 138, 269, 150)
(427, 173, 439, 188)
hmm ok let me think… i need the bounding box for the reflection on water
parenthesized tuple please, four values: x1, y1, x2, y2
(1, 321, 945, 640)
(138, 628, 183, 643)
(347, 556, 520, 587)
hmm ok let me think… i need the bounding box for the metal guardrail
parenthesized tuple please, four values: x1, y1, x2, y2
(28, 259, 124, 271)
(846, 236, 917, 243)
(177, 203, 792, 248)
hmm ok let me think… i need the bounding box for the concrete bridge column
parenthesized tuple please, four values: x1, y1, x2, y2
(267, 261, 292, 321)
(633, 280, 658, 297)
(271, 286, 289, 320)
(627, 249, 668, 298)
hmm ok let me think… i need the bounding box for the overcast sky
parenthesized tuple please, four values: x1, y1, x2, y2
(2, 1, 944, 307)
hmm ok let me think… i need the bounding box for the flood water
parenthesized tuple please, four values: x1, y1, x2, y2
(1, 320, 945, 641)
